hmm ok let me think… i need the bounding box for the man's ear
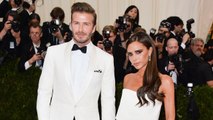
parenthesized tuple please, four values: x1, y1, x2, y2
(92, 25, 96, 34)
(165, 46, 168, 52)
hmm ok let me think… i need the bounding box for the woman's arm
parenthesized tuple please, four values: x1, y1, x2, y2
(161, 75, 175, 120)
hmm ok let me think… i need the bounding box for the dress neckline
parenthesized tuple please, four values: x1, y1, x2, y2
(123, 88, 137, 93)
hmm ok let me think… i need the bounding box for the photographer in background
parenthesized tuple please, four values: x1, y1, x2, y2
(166, 16, 191, 53)
(150, 19, 171, 59)
(42, 7, 72, 46)
(18, 23, 46, 71)
(182, 38, 213, 87)
(158, 38, 184, 85)
(115, 15, 134, 49)
(97, 25, 126, 83)
(0, 10, 23, 60)
(7, 0, 30, 33)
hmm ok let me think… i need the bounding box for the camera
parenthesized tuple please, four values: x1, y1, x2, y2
(186, 18, 195, 38)
(47, 19, 61, 33)
(180, 18, 195, 38)
(36, 47, 46, 58)
(149, 28, 166, 43)
(168, 54, 184, 73)
(155, 33, 166, 43)
(102, 29, 112, 51)
(149, 28, 156, 39)
(115, 16, 129, 32)
(8, 21, 20, 32)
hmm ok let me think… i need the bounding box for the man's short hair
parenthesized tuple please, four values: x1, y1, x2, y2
(190, 38, 204, 46)
(50, 7, 65, 21)
(102, 25, 116, 35)
(167, 16, 184, 31)
(29, 23, 42, 33)
(71, 2, 97, 26)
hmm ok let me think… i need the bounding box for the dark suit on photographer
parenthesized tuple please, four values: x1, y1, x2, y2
(182, 38, 213, 87)
(158, 38, 184, 85)
(18, 23, 46, 71)
(0, 0, 11, 18)
(0, 30, 23, 58)
(0, 10, 24, 60)
(18, 40, 46, 71)
(113, 36, 126, 83)
(3, 0, 30, 34)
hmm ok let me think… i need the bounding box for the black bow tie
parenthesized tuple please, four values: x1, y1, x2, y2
(71, 44, 87, 53)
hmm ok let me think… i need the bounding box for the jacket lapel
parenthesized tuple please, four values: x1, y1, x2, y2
(77, 44, 97, 101)
(64, 41, 75, 101)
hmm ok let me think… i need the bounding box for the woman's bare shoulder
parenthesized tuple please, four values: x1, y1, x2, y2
(159, 73, 174, 92)
(124, 73, 134, 83)
(123, 73, 138, 88)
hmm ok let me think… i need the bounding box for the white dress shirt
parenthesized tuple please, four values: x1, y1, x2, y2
(24, 43, 42, 70)
(71, 42, 92, 101)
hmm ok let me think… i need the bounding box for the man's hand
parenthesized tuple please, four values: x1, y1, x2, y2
(167, 61, 176, 71)
(28, 54, 42, 65)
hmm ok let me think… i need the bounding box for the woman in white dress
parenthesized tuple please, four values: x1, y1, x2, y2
(116, 32, 175, 120)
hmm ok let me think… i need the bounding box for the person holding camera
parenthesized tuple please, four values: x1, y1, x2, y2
(97, 25, 126, 83)
(42, 7, 72, 46)
(18, 23, 46, 71)
(0, 10, 24, 59)
(158, 38, 183, 85)
(115, 15, 134, 49)
(166, 16, 190, 52)
(7, 0, 30, 33)
(150, 19, 172, 60)
(182, 38, 213, 87)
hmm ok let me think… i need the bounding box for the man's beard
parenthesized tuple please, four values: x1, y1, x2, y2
(194, 50, 202, 57)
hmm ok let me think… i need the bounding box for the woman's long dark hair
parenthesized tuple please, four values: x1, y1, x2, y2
(126, 32, 164, 106)
(124, 5, 139, 26)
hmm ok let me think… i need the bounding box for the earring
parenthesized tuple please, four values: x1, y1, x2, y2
(148, 56, 151, 61)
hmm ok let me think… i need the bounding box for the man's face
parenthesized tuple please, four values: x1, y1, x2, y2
(30, 27, 42, 44)
(70, 12, 95, 47)
(166, 38, 179, 56)
(174, 24, 183, 34)
(191, 41, 204, 57)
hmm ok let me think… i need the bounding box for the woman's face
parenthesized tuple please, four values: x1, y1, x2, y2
(127, 8, 138, 20)
(127, 41, 151, 70)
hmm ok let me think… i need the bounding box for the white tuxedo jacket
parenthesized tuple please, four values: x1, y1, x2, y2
(37, 41, 115, 120)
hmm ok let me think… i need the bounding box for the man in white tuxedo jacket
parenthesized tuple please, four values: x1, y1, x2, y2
(36, 2, 115, 120)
